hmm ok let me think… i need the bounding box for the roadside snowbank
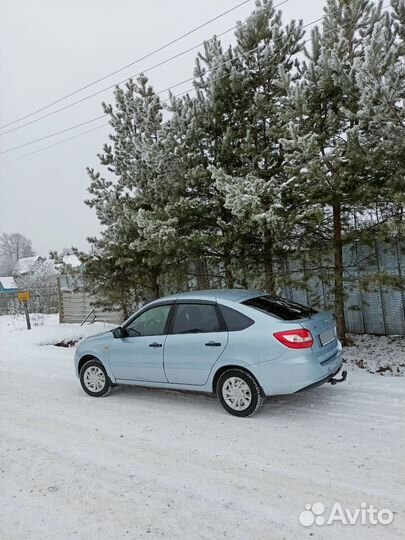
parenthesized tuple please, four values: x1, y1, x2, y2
(343, 333, 405, 376)
(0, 313, 116, 347)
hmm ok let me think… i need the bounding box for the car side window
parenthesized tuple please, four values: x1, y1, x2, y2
(125, 304, 172, 337)
(219, 305, 254, 331)
(172, 304, 221, 334)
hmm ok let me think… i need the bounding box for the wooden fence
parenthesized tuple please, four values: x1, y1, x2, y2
(59, 289, 123, 324)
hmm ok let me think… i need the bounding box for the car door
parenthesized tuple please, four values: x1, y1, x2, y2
(109, 303, 172, 382)
(163, 302, 228, 385)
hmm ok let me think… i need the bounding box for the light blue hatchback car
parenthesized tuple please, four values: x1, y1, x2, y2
(74, 289, 346, 416)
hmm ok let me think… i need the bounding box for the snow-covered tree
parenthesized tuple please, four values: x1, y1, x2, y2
(355, 0, 405, 234)
(283, 0, 384, 341)
(15, 259, 58, 313)
(0, 233, 35, 276)
(210, 0, 304, 291)
(170, 38, 246, 288)
(81, 0, 403, 342)
(84, 75, 174, 303)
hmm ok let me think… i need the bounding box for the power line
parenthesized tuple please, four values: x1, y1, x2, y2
(0, 2, 380, 164)
(0, 25, 236, 137)
(0, 115, 107, 155)
(0, 0, 254, 132)
(0, 6, 311, 157)
(0, 124, 108, 164)
(0, 0, 290, 137)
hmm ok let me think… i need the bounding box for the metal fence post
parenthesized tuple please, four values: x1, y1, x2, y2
(395, 238, 405, 327)
(374, 239, 388, 335)
(354, 240, 367, 333)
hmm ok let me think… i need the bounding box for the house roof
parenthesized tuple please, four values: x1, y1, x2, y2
(62, 254, 82, 268)
(13, 256, 42, 276)
(0, 276, 17, 290)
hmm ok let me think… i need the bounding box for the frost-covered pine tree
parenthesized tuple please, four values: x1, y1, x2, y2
(283, 0, 383, 342)
(164, 37, 249, 288)
(211, 0, 304, 292)
(355, 0, 405, 233)
(84, 75, 171, 306)
(79, 0, 404, 320)
(162, 92, 226, 288)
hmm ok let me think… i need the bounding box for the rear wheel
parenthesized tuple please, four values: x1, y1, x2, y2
(80, 359, 111, 397)
(216, 369, 264, 417)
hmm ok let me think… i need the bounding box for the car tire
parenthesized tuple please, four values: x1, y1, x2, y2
(80, 359, 112, 397)
(216, 368, 264, 417)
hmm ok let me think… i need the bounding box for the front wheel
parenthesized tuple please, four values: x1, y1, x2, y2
(80, 359, 111, 397)
(216, 369, 264, 417)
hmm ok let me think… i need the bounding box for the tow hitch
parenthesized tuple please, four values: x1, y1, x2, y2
(329, 370, 347, 385)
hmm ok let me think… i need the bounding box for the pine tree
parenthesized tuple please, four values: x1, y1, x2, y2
(355, 0, 405, 234)
(210, 0, 304, 291)
(163, 37, 248, 288)
(283, 0, 383, 342)
(84, 75, 171, 305)
(80, 0, 403, 329)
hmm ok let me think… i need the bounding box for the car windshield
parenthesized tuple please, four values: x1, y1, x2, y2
(242, 295, 317, 321)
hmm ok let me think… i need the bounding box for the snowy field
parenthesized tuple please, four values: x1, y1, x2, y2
(0, 314, 404, 540)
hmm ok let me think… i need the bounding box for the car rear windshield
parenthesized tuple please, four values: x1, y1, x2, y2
(242, 295, 317, 321)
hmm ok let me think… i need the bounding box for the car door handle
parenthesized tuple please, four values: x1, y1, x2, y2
(205, 341, 222, 347)
(149, 342, 162, 348)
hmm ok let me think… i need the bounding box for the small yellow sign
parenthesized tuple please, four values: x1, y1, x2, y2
(18, 291, 30, 302)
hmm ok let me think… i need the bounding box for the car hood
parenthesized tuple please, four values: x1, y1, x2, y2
(79, 329, 115, 346)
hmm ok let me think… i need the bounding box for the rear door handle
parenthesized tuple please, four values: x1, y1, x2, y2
(149, 342, 162, 348)
(205, 341, 222, 347)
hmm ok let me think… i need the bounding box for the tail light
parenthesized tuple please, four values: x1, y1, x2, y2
(273, 328, 313, 349)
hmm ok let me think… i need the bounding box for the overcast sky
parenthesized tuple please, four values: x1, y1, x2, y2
(0, 0, 326, 257)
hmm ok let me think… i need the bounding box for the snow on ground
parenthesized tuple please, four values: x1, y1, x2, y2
(1, 313, 116, 346)
(343, 334, 405, 376)
(0, 315, 404, 540)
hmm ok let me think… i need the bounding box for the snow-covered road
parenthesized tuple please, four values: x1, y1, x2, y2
(0, 316, 404, 540)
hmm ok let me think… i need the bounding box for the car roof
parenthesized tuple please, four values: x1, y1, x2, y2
(150, 289, 264, 304)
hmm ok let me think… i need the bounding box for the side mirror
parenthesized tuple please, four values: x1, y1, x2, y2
(113, 326, 128, 339)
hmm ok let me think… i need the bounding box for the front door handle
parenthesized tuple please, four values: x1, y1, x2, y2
(149, 342, 162, 348)
(205, 341, 222, 347)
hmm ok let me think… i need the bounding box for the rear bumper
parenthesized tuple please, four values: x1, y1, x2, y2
(250, 345, 343, 396)
(295, 366, 347, 393)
